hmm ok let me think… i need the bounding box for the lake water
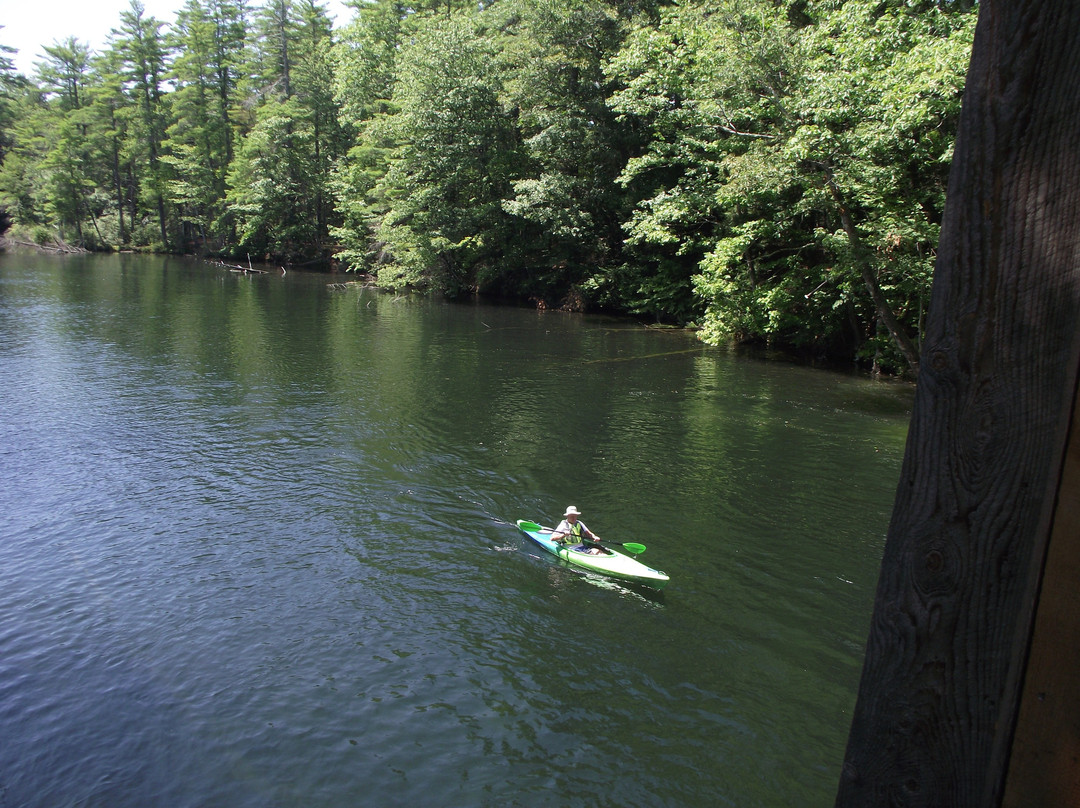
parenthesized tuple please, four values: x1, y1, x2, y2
(0, 252, 912, 807)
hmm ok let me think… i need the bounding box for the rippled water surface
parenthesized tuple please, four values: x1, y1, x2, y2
(0, 252, 913, 806)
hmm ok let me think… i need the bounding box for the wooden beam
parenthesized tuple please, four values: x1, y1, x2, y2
(835, 1, 1080, 804)
(1002, 389, 1080, 805)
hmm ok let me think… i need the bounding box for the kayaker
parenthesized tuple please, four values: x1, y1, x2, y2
(551, 506, 606, 555)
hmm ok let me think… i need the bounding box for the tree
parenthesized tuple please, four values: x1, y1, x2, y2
(163, 0, 248, 250)
(0, 80, 51, 233)
(247, 0, 301, 99)
(609, 0, 975, 374)
(291, 0, 345, 256)
(226, 96, 318, 259)
(37, 38, 91, 112)
(226, 0, 339, 261)
(329, 0, 405, 270)
(493, 0, 631, 304)
(331, 0, 402, 131)
(112, 0, 173, 248)
(368, 12, 522, 291)
(0, 33, 19, 158)
(607, 0, 785, 324)
(778, 1, 973, 375)
(0, 0, 982, 375)
(0, 35, 26, 232)
(32, 38, 108, 245)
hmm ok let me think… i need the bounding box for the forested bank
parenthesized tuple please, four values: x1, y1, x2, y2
(0, 0, 976, 375)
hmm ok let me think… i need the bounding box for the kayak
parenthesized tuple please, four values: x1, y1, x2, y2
(516, 519, 670, 589)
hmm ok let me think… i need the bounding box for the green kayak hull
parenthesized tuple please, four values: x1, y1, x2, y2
(516, 519, 669, 589)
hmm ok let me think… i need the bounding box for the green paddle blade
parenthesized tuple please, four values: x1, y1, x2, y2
(518, 520, 546, 532)
(620, 542, 647, 554)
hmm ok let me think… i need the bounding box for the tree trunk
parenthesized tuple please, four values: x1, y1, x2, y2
(836, 1, 1080, 805)
(823, 169, 922, 377)
(113, 144, 126, 244)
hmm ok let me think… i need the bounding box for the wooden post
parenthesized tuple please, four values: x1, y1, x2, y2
(835, 1, 1080, 805)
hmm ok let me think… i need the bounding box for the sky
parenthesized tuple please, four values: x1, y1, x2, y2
(2, 0, 352, 76)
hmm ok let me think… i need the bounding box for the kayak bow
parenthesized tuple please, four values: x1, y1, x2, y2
(516, 519, 669, 589)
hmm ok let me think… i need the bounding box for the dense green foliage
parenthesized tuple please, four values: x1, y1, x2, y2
(0, 0, 976, 374)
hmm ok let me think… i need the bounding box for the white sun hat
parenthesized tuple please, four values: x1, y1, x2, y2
(564, 505, 582, 516)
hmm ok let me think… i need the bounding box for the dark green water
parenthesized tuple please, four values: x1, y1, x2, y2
(0, 252, 912, 807)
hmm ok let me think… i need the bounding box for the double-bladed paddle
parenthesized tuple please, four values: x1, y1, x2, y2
(517, 520, 647, 554)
